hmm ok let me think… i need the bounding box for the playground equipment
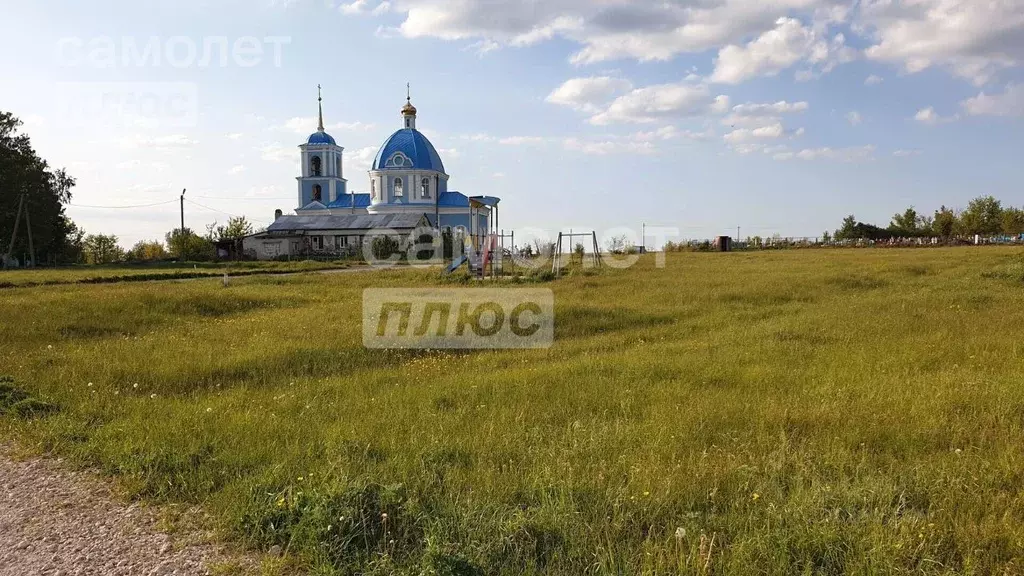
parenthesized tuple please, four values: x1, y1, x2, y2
(552, 231, 602, 277)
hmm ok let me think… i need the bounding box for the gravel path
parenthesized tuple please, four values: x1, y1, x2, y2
(0, 445, 256, 576)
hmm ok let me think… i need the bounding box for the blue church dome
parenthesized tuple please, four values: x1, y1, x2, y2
(373, 129, 445, 173)
(303, 130, 335, 144)
(307, 131, 336, 145)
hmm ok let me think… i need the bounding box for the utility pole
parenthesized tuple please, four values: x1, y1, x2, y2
(180, 188, 187, 261)
(3, 194, 25, 269)
(24, 196, 34, 267)
(642, 222, 646, 253)
(737, 226, 741, 241)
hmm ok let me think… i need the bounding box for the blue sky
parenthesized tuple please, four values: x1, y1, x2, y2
(2, 0, 1023, 246)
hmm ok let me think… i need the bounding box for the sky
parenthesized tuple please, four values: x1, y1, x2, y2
(2, 0, 1023, 247)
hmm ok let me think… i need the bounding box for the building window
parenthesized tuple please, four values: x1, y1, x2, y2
(310, 236, 323, 251)
(311, 156, 322, 176)
(370, 179, 376, 199)
(385, 153, 409, 168)
(394, 177, 403, 197)
(421, 177, 430, 199)
(312, 184, 322, 202)
(336, 156, 341, 176)
(335, 235, 348, 247)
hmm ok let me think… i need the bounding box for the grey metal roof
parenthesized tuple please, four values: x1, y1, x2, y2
(266, 212, 430, 233)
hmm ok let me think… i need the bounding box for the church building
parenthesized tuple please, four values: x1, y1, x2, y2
(244, 88, 500, 260)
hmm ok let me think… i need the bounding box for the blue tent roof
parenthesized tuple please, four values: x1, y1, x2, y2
(307, 131, 336, 145)
(326, 193, 371, 209)
(373, 129, 445, 173)
(437, 191, 470, 207)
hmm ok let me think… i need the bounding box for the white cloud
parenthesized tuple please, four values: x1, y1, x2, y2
(722, 101, 808, 140)
(893, 149, 922, 157)
(864, 74, 884, 86)
(710, 18, 854, 84)
(279, 117, 376, 134)
(228, 165, 246, 175)
(546, 76, 633, 113)
(773, 145, 876, 161)
(589, 80, 722, 125)
(961, 84, 1024, 117)
(498, 136, 547, 146)
(846, 111, 862, 126)
(914, 106, 959, 125)
(346, 145, 380, 175)
(343, 0, 1024, 87)
(723, 123, 788, 144)
(861, 0, 1024, 85)
(629, 125, 704, 142)
(562, 137, 655, 156)
(226, 132, 244, 140)
(260, 143, 295, 163)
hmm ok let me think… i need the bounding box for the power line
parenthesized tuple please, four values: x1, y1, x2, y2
(69, 199, 178, 209)
(184, 198, 272, 224)
(191, 195, 294, 201)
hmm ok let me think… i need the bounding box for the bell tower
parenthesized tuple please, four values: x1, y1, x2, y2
(296, 85, 347, 210)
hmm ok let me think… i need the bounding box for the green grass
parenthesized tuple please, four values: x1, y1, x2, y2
(3, 248, 1024, 574)
(0, 260, 357, 288)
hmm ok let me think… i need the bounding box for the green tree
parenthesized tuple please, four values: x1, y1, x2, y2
(1, 111, 80, 265)
(165, 228, 215, 261)
(932, 206, 957, 238)
(207, 216, 254, 242)
(834, 215, 857, 240)
(82, 234, 124, 264)
(889, 207, 920, 236)
(1001, 207, 1024, 236)
(126, 239, 167, 261)
(957, 195, 1003, 236)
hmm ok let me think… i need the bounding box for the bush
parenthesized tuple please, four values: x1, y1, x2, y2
(372, 236, 402, 261)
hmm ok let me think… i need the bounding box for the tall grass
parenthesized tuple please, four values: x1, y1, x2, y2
(2, 248, 1024, 574)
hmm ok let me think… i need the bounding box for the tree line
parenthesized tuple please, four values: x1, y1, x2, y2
(79, 216, 257, 265)
(1, 110, 258, 267)
(832, 196, 1024, 241)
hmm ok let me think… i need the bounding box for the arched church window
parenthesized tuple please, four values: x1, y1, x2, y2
(312, 184, 322, 202)
(336, 157, 341, 176)
(421, 178, 430, 199)
(370, 179, 376, 199)
(394, 177, 404, 197)
(311, 156, 322, 177)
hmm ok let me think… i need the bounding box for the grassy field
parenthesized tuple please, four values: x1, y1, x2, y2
(0, 260, 356, 288)
(3, 248, 1024, 575)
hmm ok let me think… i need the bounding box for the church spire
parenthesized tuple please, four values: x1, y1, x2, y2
(401, 82, 417, 129)
(317, 84, 325, 132)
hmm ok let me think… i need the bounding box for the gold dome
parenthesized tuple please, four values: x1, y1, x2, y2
(402, 100, 417, 116)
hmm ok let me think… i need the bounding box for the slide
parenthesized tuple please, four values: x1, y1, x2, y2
(446, 254, 469, 274)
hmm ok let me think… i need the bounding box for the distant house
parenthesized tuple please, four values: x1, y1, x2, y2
(242, 213, 432, 260)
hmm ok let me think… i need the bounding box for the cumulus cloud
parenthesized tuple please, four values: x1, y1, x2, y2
(546, 76, 633, 113)
(864, 74, 884, 86)
(562, 137, 655, 155)
(711, 17, 854, 84)
(344, 0, 1024, 86)
(961, 84, 1024, 117)
(914, 106, 959, 125)
(346, 145, 381, 176)
(893, 149, 922, 157)
(773, 145, 876, 161)
(588, 80, 725, 125)
(860, 0, 1024, 85)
